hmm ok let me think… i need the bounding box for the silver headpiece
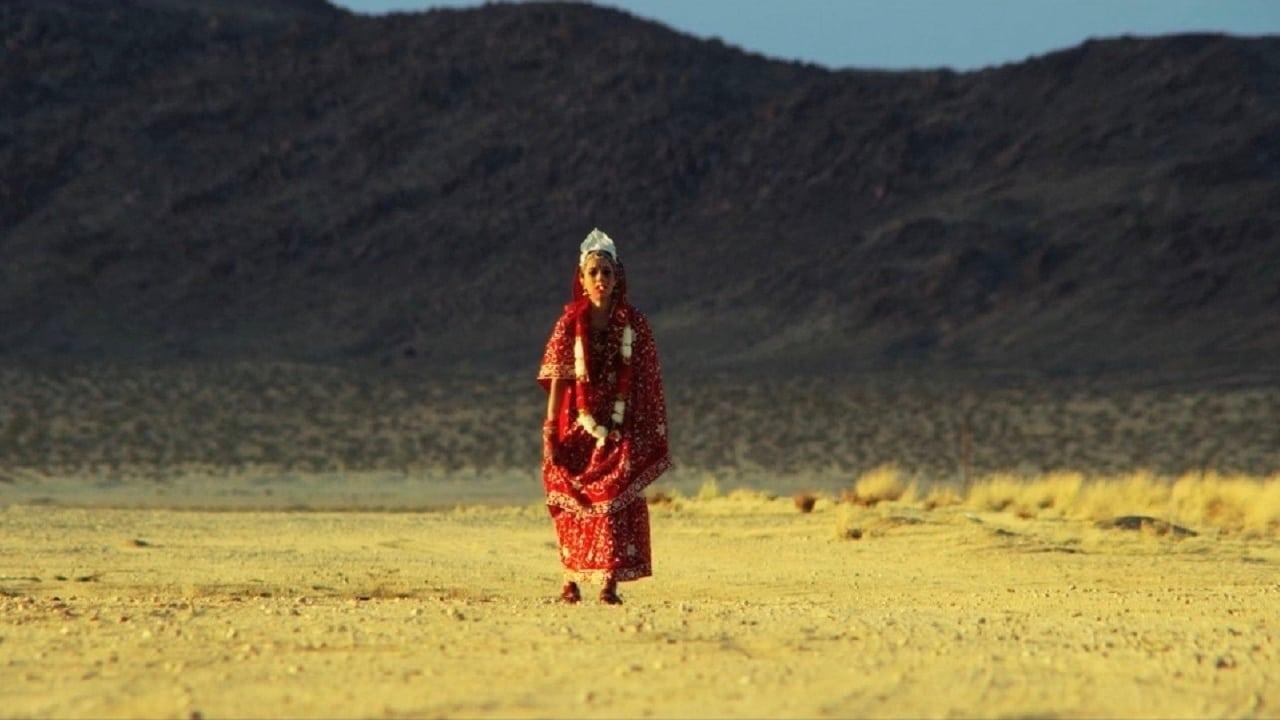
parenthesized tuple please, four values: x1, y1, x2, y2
(579, 228, 618, 266)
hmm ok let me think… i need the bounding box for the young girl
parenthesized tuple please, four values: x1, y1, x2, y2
(537, 229, 671, 604)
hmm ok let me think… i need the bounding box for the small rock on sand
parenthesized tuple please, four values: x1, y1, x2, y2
(1098, 516, 1197, 537)
(793, 494, 817, 513)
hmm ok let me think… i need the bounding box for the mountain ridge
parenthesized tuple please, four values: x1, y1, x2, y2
(2, 1, 1277, 375)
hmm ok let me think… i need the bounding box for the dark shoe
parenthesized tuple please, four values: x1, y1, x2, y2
(599, 583, 622, 605)
(559, 581, 581, 604)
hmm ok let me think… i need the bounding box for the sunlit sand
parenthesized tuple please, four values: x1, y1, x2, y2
(2, 483, 1276, 718)
(3, 356, 1277, 718)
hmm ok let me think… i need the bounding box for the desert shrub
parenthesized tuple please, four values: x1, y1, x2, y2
(696, 474, 721, 501)
(952, 469, 1278, 536)
(919, 484, 963, 510)
(846, 463, 908, 506)
(1066, 471, 1168, 521)
(834, 503, 863, 540)
(1017, 471, 1084, 516)
(1170, 471, 1280, 536)
(965, 473, 1023, 512)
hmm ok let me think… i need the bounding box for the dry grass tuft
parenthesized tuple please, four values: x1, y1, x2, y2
(919, 485, 963, 510)
(646, 489, 675, 506)
(834, 503, 862, 540)
(1169, 471, 1280, 537)
(1066, 471, 1168, 521)
(697, 476, 722, 501)
(844, 464, 909, 506)
(956, 470, 1280, 536)
(964, 473, 1024, 512)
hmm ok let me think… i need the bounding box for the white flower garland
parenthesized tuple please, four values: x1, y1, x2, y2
(573, 335, 587, 380)
(577, 324, 634, 447)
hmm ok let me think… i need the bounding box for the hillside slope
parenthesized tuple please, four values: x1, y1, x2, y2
(2, 1, 1277, 374)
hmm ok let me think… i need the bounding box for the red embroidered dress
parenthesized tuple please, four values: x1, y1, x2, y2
(537, 281, 671, 583)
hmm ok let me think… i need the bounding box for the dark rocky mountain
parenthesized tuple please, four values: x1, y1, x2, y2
(3, 0, 1278, 376)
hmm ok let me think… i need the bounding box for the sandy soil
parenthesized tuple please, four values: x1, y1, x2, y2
(2, 495, 1276, 719)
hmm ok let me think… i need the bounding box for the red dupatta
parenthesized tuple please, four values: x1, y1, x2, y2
(538, 264, 671, 516)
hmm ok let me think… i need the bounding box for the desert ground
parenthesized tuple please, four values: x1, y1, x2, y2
(2, 364, 1278, 717)
(2, 481, 1278, 719)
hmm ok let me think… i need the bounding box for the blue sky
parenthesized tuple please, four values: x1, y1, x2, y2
(330, 0, 1280, 71)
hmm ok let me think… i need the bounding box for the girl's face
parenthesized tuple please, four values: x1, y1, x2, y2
(580, 254, 616, 309)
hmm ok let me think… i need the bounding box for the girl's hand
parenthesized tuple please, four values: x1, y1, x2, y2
(542, 419, 558, 458)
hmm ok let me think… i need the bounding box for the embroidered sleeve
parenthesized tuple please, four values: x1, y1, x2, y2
(537, 313, 576, 386)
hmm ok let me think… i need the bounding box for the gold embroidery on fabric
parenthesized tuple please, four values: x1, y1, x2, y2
(543, 455, 673, 517)
(561, 566, 652, 584)
(538, 362, 576, 379)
